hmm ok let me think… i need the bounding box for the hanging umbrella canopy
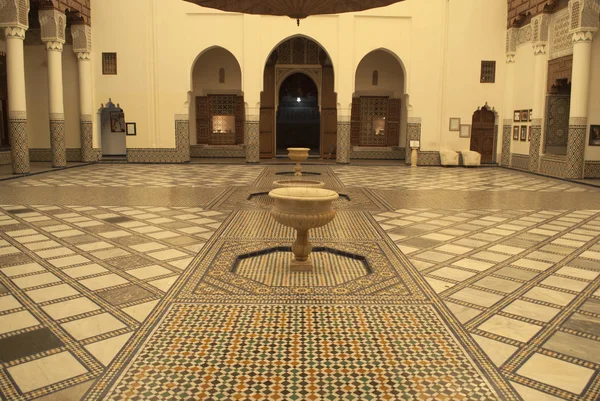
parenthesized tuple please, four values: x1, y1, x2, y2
(184, 0, 405, 21)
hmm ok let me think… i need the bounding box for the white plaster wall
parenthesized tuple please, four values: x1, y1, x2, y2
(511, 43, 535, 155)
(86, 0, 509, 155)
(440, 0, 506, 156)
(24, 45, 49, 148)
(585, 36, 600, 160)
(23, 45, 81, 149)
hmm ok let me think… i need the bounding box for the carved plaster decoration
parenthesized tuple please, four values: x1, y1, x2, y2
(517, 25, 533, 47)
(3, 25, 24, 39)
(569, 0, 599, 40)
(39, 7, 66, 46)
(506, 27, 519, 56)
(71, 23, 92, 54)
(532, 13, 551, 45)
(549, 8, 573, 59)
(45, 40, 63, 51)
(0, 0, 29, 30)
(77, 52, 91, 61)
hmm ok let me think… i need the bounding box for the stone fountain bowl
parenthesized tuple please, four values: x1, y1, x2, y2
(273, 179, 325, 188)
(287, 148, 310, 162)
(269, 187, 339, 231)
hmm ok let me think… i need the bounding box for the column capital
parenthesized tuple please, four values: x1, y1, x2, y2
(4, 26, 26, 39)
(533, 43, 548, 54)
(45, 41, 64, 52)
(568, 0, 599, 38)
(39, 7, 66, 46)
(77, 52, 91, 61)
(0, 0, 30, 31)
(506, 53, 516, 63)
(71, 23, 92, 54)
(505, 27, 519, 55)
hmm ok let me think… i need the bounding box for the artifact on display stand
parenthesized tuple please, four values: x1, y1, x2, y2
(269, 187, 339, 272)
(287, 147, 310, 176)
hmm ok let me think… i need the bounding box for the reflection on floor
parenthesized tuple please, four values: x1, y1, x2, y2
(0, 163, 598, 401)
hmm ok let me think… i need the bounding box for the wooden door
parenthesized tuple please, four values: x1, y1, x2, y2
(196, 96, 209, 144)
(350, 98, 360, 146)
(386, 98, 401, 146)
(470, 105, 496, 163)
(320, 65, 337, 158)
(259, 63, 275, 158)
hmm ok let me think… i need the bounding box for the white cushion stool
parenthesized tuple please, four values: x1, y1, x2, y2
(439, 150, 459, 166)
(462, 151, 481, 167)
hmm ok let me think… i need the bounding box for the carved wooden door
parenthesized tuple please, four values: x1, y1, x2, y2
(259, 63, 275, 158)
(321, 65, 337, 158)
(196, 96, 209, 144)
(386, 98, 400, 146)
(470, 105, 495, 163)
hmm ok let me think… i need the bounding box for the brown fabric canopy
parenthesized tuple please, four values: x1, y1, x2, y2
(184, 0, 405, 19)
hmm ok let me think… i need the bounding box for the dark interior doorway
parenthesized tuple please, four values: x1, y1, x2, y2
(470, 104, 496, 164)
(276, 73, 320, 155)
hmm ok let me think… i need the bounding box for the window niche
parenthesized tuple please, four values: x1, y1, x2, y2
(219, 68, 225, 84)
(102, 53, 117, 75)
(372, 70, 379, 86)
(480, 61, 496, 83)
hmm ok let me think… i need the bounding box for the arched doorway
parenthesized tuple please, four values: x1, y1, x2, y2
(276, 73, 320, 155)
(189, 47, 244, 147)
(470, 104, 496, 164)
(352, 49, 406, 152)
(99, 99, 126, 158)
(259, 36, 337, 159)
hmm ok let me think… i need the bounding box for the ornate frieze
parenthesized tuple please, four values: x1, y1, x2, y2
(549, 9, 573, 59)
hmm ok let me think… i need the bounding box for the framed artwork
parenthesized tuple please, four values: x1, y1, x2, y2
(521, 110, 529, 122)
(459, 124, 471, 138)
(527, 125, 532, 142)
(449, 118, 460, 131)
(513, 126, 519, 140)
(529, 109, 533, 122)
(520, 125, 527, 141)
(126, 122, 136, 136)
(514, 110, 521, 122)
(590, 125, 600, 146)
(110, 111, 125, 133)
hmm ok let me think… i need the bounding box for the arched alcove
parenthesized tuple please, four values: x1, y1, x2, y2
(97, 99, 126, 157)
(259, 35, 337, 159)
(352, 49, 406, 149)
(189, 47, 244, 146)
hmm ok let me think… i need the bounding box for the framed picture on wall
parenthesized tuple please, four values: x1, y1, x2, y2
(528, 125, 532, 142)
(126, 122, 137, 136)
(449, 118, 461, 131)
(520, 125, 527, 141)
(514, 110, 521, 122)
(459, 124, 471, 138)
(590, 125, 600, 146)
(529, 109, 533, 122)
(110, 111, 125, 133)
(513, 126, 519, 140)
(521, 110, 529, 122)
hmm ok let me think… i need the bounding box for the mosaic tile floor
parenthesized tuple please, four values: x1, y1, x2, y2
(0, 163, 598, 401)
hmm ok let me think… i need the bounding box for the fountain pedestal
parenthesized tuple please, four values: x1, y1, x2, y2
(287, 148, 310, 176)
(269, 187, 339, 272)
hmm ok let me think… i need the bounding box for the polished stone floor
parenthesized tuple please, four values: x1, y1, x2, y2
(0, 163, 598, 401)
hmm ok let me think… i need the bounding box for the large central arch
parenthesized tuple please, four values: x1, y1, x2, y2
(259, 36, 337, 159)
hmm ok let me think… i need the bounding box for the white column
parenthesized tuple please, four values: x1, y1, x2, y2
(71, 23, 95, 162)
(4, 27, 29, 174)
(501, 53, 515, 167)
(566, 36, 594, 178)
(39, 8, 67, 168)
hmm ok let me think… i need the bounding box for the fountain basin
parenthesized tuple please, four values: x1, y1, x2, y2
(287, 147, 310, 176)
(273, 179, 325, 188)
(269, 187, 339, 271)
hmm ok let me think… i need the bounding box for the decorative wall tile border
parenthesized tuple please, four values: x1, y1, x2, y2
(0, 150, 11, 166)
(126, 117, 190, 163)
(539, 154, 566, 178)
(350, 147, 405, 160)
(190, 144, 245, 158)
(417, 151, 441, 166)
(501, 122, 511, 167)
(29, 148, 84, 163)
(584, 161, 600, 178)
(511, 154, 530, 171)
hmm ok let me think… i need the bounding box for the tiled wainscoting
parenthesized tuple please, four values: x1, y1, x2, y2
(190, 144, 245, 158)
(0, 151, 10, 166)
(350, 146, 405, 160)
(511, 154, 531, 171)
